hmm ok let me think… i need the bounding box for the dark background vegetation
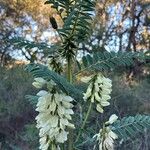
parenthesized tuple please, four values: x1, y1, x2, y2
(0, 0, 150, 149)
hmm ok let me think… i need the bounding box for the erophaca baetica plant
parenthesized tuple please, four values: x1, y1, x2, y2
(82, 73, 112, 113)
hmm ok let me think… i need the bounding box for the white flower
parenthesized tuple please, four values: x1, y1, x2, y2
(101, 101, 110, 107)
(37, 90, 48, 97)
(62, 101, 74, 108)
(96, 104, 104, 113)
(35, 91, 75, 150)
(94, 82, 100, 92)
(55, 130, 68, 143)
(62, 95, 74, 102)
(39, 136, 50, 150)
(48, 127, 59, 138)
(32, 78, 46, 89)
(105, 114, 118, 125)
(94, 115, 118, 150)
(101, 95, 111, 101)
(94, 127, 118, 150)
(102, 128, 118, 150)
(83, 73, 112, 113)
(101, 88, 112, 95)
(94, 92, 101, 101)
(83, 83, 93, 100)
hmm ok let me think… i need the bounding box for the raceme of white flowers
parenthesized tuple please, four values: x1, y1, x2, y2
(94, 114, 118, 150)
(33, 78, 75, 150)
(82, 73, 112, 113)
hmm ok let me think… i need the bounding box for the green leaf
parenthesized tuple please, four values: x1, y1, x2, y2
(25, 63, 83, 101)
(26, 95, 39, 108)
(110, 115, 150, 140)
(59, 0, 95, 44)
(78, 51, 146, 72)
(9, 38, 55, 54)
(44, 1, 51, 5)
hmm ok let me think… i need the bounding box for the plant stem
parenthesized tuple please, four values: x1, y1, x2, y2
(67, 56, 73, 83)
(67, 56, 73, 150)
(61, 143, 65, 150)
(102, 124, 106, 150)
(75, 102, 92, 143)
(51, 142, 56, 150)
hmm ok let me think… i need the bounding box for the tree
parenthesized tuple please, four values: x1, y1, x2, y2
(0, 0, 60, 64)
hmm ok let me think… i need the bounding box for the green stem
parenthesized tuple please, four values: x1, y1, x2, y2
(61, 143, 65, 150)
(102, 124, 106, 150)
(75, 102, 92, 143)
(67, 56, 74, 150)
(51, 142, 57, 150)
(67, 56, 73, 83)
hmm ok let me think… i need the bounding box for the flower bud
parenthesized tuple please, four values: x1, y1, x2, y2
(32, 78, 46, 89)
(105, 114, 118, 125)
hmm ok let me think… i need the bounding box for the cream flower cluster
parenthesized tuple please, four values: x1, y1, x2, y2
(82, 74, 112, 113)
(97, 127, 118, 150)
(35, 90, 75, 150)
(94, 114, 118, 150)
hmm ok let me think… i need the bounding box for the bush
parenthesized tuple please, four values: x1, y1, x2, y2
(0, 65, 36, 149)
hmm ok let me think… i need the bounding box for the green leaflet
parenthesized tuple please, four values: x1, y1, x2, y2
(58, 0, 95, 43)
(25, 63, 83, 101)
(9, 38, 55, 55)
(26, 95, 39, 108)
(110, 115, 150, 140)
(78, 51, 146, 72)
